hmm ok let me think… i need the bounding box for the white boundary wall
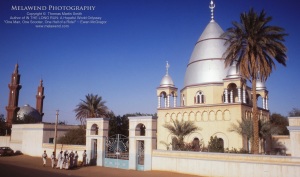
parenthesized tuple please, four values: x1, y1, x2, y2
(152, 150, 300, 177)
(0, 136, 10, 147)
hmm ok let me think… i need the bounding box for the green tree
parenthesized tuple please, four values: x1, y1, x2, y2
(208, 136, 224, 153)
(222, 9, 287, 154)
(228, 118, 284, 153)
(288, 108, 300, 117)
(228, 119, 253, 152)
(108, 112, 129, 137)
(57, 126, 86, 145)
(270, 113, 289, 135)
(108, 112, 154, 137)
(163, 119, 201, 150)
(74, 93, 109, 124)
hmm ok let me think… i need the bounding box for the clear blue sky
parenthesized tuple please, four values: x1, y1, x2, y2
(0, 0, 299, 125)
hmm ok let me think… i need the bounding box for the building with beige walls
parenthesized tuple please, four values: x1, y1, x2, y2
(156, 0, 269, 151)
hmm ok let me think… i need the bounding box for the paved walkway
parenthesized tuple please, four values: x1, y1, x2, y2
(0, 155, 203, 177)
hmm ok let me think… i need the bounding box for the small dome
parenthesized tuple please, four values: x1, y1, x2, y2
(226, 62, 240, 78)
(159, 61, 175, 88)
(160, 74, 175, 87)
(256, 80, 266, 91)
(17, 104, 42, 123)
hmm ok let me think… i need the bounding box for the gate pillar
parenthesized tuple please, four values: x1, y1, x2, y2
(287, 117, 300, 157)
(86, 118, 109, 166)
(128, 116, 157, 171)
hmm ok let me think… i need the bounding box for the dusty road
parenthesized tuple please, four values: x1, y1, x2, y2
(0, 155, 203, 177)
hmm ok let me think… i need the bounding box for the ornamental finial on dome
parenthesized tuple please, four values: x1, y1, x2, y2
(209, 0, 215, 21)
(166, 61, 170, 75)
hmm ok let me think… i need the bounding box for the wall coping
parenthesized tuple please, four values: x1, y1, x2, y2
(128, 116, 157, 120)
(152, 150, 300, 165)
(86, 118, 109, 121)
(288, 117, 300, 119)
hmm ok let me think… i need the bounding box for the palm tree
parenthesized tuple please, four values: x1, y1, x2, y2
(74, 93, 109, 124)
(222, 9, 287, 154)
(163, 119, 201, 150)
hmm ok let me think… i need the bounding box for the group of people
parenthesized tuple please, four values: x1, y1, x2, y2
(42, 149, 87, 169)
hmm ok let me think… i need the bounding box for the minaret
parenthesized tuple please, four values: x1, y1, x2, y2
(6, 63, 22, 126)
(36, 79, 45, 119)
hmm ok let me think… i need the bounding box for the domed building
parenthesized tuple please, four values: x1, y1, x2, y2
(5, 64, 45, 125)
(156, 1, 269, 152)
(17, 104, 42, 123)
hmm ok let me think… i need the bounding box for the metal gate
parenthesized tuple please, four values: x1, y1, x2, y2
(137, 140, 144, 171)
(104, 134, 129, 169)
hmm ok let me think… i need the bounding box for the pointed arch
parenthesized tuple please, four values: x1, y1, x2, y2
(189, 112, 195, 121)
(195, 91, 205, 104)
(183, 112, 189, 121)
(165, 113, 171, 123)
(224, 110, 231, 121)
(177, 112, 182, 122)
(202, 111, 208, 121)
(212, 132, 229, 149)
(216, 110, 223, 121)
(196, 111, 201, 122)
(209, 111, 215, 121)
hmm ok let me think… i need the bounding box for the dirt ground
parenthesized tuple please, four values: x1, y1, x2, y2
(0, 155, 203, 177)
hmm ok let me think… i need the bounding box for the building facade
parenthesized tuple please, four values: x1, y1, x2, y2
(156, 1, 269, 151)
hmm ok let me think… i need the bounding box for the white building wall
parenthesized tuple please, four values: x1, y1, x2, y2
(8, 123, 79, 157)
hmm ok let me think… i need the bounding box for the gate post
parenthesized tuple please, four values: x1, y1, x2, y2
(86, 118, 109, 166)
(287, 117, 300, 157)
(128, 116, 157, 171)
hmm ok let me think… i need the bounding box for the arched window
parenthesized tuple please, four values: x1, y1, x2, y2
(195, 91, 204, 104)
(135, 123, 146, 136)
(218, 138, 224, 149)
(192, 137, 201, 151)
(91, 124, 99, 135)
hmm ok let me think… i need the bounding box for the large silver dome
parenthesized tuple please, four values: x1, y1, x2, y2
(184, 20, 229, 87)
(17, 104, 42, 122)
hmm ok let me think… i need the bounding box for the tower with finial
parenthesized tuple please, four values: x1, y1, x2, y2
(156, 61, 178, 108)
(6, 63, 22, 126)
(36, 79, 45, 119)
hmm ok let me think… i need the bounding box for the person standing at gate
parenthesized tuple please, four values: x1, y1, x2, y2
(63, 150, 69, 169)
(56, 151, 63, 169)
(82, 150, 87, 166)
(74, 151, 78, 167)
(42, 150, 48, 167)
(50, 152, 55, 168)
(69, 150, 74, 169)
